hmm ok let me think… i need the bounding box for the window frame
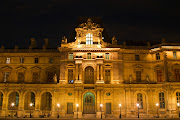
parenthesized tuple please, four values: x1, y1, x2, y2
(34, 58, 39, 63)
(69, 53, 73, 60)
(20, 57, 24, 63)
(173, 51, 177, 59)
(135, 54, 140, 61)
(156, 53, 160, 60)
(105, 53, 110, 60)
(159, 92, 165, 109)
(87, 53, 91, 59)
(6, 58, 10, 64)
(157, 70, 163, 82)
(137, 93, 143, 109)
(86, 33, 93, 45)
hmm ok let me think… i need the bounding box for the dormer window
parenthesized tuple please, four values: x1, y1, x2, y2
(86, 33, 93, 45)
(87, 53, 91, 59)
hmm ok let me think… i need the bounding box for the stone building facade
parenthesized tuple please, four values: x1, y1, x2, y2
(0, 18, 180, 118)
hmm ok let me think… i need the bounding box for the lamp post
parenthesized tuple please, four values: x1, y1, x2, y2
(156, 103, 159, 118)
(57, 103, 60, 118)
(100, 104, 103, 119)
(76, 104, 79, 119)
(119, 104, 121, 119)
(30, 103, 33, 118)
(177, 103, 180, 118)
(137, 103, 139, 118)
(11, 103, 15, 118)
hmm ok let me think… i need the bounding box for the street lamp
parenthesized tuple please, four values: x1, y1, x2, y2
(76, 104, 79, 119)
(11, 103, 15, 118)
(119, 104, 121, 118)
(177, 103, 180, 118)
(100, 104, 103, 119)
(156, 103, 159, 118)
(57, 103, 60, 118)
(137, 103, 139, 118)
(30, 103, 33, 118)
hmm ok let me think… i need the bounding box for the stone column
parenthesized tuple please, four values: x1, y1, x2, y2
(75, 64, 79, 80)
(100, 65, 103, 80)
(96, 90, 101, 118)
(1, 93, 8, 117)
(74, 90, 78, 118)
(97, 64, 99, 80)
(78, 90, 82, 118)
(79, 65, 82, 81)
(34, 93, 40, 118)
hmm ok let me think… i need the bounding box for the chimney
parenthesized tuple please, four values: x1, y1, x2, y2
(44, 38, 48, 48)
(30, 38, 36, 48)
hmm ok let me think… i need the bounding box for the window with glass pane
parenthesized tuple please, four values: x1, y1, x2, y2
(159, 92, 165, 108)
(86, 33, 93, 45)
(156, 53, 160, 60)
(46, 92, 51, 108)
(15, 93, 19, 107)
(35, 58, 38, 63)
(68, 69, 73, 84)
(20, 58, 24, 63)
(87, 53, 91, 59)
(157, 70, 163, 82)
(136, 71, 141, 82)
(0, 93, 3, 107)
(137, 93, 143, 109)
(33, 72, 39, 83)
(105, 70, 111, 84)
(31, 92, 35, 107)
(135, 55, 140, 61)
(174, 69, 180, 81)
(69, 53, 73, 60)
(47, 72, 54, 83)
(176, 92, 180, 105)
(105, 53, 109, 60)
(173, 51, 177, 59)
(6, 58, 10, 64)
(18, 72, 24, 83)
(4, 72, 9, 82)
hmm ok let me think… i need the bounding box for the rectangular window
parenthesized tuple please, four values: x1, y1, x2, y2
(68, 69, 73, 84)
(176, 92, 180, 104)
(3, 72, 9, 82)
(156, 53, 160, 60)
(157, 70, 163, 82)
(173, 51, 177, 59)
(6, 58, 10, 64)
(18, 72, 24, 83)
(49, 57, 53, 63)
(105, 70, 111, 84)
(135, 55, 140, 61)
(69, 53, 73, 60)
(105, 53, 110, 60)
(20, 58, 24, 63)
(159, 92, 165, 108)
(47, 72, 54, 83)
(46, 92, 51, 108)
(137, 93, 143, 109)
(136, 71, 141, 82)
(34, 58, 38, 63)
(87, 53, 91, 59)
(32, 72, 39, 83)
(174, 69, 180, 81)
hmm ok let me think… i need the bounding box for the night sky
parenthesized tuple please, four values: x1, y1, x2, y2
(1, 0, 180, 48)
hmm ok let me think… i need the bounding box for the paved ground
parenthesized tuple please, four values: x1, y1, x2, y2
(0, 118, 180, 120)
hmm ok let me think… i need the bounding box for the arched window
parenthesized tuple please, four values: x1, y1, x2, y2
(159, 92, 165, 108)
(137, 93, 143, 109)
(86, 33, 93, 45)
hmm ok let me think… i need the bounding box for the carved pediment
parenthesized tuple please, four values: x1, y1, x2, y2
(1, 66, 12, 71)
(16, 66, 27, 71)
(30, 66, 41, 71)
(78, 18, 101, 29)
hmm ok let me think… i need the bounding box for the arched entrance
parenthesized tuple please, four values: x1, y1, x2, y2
(84, 66, 94, 84)
(83, 92, 95, 114)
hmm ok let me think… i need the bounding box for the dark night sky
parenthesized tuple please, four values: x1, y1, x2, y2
(1, 0, 180, 48)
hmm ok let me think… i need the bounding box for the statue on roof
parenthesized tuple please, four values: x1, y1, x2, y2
(61, 36, 67, 44)
(112, 36, 117, 45)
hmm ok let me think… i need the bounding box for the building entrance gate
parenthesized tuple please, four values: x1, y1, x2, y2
(83, 92, 95, 114)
